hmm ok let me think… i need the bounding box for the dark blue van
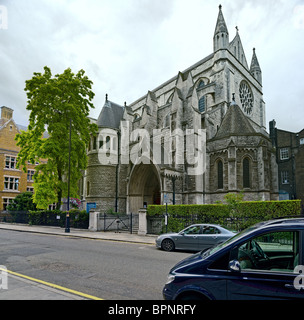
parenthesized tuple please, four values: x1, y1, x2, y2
(163, 218, 304, 300)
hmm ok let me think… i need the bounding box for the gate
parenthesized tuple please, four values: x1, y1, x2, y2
(100, 213, 139, 234)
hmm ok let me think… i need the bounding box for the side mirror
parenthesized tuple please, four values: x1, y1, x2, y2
(179, 231, 185, 236)
(229, 260, 241, 273)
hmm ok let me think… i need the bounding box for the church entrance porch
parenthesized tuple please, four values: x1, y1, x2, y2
(128, 164, 162, 214)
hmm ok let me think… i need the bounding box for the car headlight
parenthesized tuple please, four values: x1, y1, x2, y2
(166, 274, 175, 284)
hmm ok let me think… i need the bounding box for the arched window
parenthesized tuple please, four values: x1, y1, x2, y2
(198, 80, 205, 89)
(106, 136, 111, 149)
(164, 113, 170, 128)
(99, 135, 104, 149)
(217, 160, 223, 189)
(199, 96, 206, 113)
(86, 181, 90, 196)
(198, 81, 206, 113)
(112, 137, 117, 151)
(243, 158, 250, 188)
(93, 136, 97, 150)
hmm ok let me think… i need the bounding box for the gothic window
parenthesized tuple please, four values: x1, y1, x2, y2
(199, 96, 206, 113)
(93, 137, 97, 150)
(243, 158, 250, 188)
(87, 181, 90, 196)
(164, 113, 170, 128)
(239, 81, 254, 115)
(198, 80, 205, 89)
(112, 137, 117, 151)
(99, 136, 104, 149)
(217, 160, 223, 189)
(198, 81, 206, 113)
(106, 136, 111, 149)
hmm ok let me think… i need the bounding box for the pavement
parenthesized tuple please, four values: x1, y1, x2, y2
(0, 222, 157, 300)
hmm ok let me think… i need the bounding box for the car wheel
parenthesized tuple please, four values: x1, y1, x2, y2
(161, 239, 175, 252)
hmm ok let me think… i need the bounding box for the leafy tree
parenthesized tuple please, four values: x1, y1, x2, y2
(224, 192, 244, 218)
(16, 66, 98, 209)
(7, 192, 37, 211)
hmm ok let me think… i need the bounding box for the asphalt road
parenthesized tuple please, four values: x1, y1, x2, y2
(0, 229, 192, 300)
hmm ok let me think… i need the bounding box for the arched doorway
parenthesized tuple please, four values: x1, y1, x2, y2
(128, 164, 162, 213)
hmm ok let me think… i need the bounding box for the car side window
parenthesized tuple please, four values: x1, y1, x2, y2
(184, 226, 201, 235)
(202, 226, 221, 234)
(235, 231, 299, 273)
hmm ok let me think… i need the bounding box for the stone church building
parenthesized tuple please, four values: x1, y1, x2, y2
(83, 5, 278, 214)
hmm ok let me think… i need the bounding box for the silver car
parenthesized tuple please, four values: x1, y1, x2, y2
(156, 224, 236, 252)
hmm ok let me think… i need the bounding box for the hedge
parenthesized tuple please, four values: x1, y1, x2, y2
(147, 200, 302, 232)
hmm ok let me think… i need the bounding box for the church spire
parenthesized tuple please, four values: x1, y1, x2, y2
(250, 48, 262, 85)
(213, 4, 229, 52)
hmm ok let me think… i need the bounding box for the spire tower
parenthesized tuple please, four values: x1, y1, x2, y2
(250, 48, 262, 84)
(213, 5, 229, 52)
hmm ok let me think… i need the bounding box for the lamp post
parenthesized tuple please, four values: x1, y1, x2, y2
(65, 117, 71, 233)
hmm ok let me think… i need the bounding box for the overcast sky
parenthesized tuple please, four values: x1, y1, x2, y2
(1, 0, 303, 132)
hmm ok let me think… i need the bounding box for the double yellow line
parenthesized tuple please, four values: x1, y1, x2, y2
(0, 267, 103, 300)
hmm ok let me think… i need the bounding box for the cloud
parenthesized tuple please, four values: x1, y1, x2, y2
(0, 0, 303, 133)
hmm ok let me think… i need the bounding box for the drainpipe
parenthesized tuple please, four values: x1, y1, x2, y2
(115, 130, 121, 212)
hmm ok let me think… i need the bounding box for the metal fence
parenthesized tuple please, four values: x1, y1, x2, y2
(98, 213, 139, 234)
(147, 214, 264, 234)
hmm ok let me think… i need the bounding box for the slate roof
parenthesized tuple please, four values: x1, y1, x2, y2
(214, 104, 256, 140)
(96, 100, 124, 129)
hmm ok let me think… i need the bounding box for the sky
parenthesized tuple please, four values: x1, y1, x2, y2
(0, 0, 303, 132)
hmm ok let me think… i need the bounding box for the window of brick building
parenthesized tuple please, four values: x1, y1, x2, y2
(280, 148, 289, 160)
(27, 170, 35, 181)
(2, 198, 13, 210)
(281, 171, 289, 184)
(5, 156, 16, 169)
(4, 177, 19, 191)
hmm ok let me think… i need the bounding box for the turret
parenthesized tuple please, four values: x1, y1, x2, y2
(250, 48, 262, 85)
(213, 5, 229, 52)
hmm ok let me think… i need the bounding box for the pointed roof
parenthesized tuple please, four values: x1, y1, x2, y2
(250, 48, 261, 72)
(214, 104, 256, 140)
(96, 95, 124, 129)
(250, 48, 262, 84)
(214, 5, 229, 36)
(228, 27, 249, 69)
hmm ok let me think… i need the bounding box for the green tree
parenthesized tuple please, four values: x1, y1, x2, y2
(7, 192, 37, 211)
(16, 66, 98, 209)
(224, 192, 244, 217)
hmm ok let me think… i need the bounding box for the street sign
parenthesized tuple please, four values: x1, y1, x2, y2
(164, 194, 169, 204)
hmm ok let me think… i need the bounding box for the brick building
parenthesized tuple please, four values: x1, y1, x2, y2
(270, 120, 304, 203)
(0, 106, 38, 211)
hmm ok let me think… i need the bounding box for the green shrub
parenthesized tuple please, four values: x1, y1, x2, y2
(27, 209, 89, 229)
(147, 200, 302, 233)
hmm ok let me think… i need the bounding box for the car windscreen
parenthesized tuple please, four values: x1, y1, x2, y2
(201, 224, 260, 258)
